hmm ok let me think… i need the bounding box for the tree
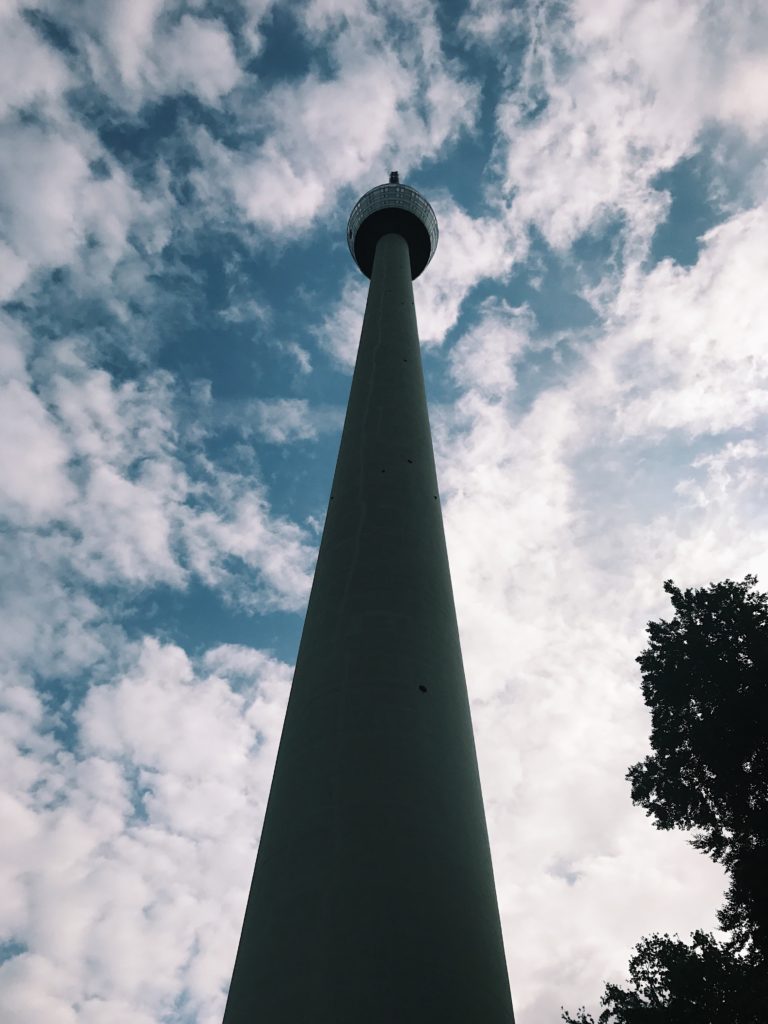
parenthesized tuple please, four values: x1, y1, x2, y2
(627, 576, 768, 951)
(561, 930, 768, 1024)
(562, 576, 768, 1022)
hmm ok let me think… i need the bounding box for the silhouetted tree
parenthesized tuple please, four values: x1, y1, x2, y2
(561, 930, 767, 1023)
(627, 576, 768, 951)
(562, 576, 768, 1021)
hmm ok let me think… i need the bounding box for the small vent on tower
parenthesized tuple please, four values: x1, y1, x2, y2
(389, 170, 400, 184)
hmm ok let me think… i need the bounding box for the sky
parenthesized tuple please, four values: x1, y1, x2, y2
(1, 0, 768, 1021)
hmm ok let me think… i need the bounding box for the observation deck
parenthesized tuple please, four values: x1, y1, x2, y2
(347, 172, 439, 280)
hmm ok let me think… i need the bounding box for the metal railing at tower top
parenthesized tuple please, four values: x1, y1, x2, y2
(346, 182, 439, 265)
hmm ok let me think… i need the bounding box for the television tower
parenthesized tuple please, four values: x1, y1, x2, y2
(223, 174, 515, 1023)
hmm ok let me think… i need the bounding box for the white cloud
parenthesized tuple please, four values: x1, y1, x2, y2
(0, 123, 91, 270)
(719, 55, 768, 136)
(192, 58, 412, 235)
(279, 340, 313, 375)
(314, 274, 368, 368)
(417, 197, 523, 344)
(192, 3, 479, 236)
(0, 5, 71, 119)
(218, 297, 269, 325)
(0, 955, 82, 1024)
(0, 324, 315, 607)
(151, 15, 241, 105)
(0, 534, 109, 681)
(676, 439, 768, 509)
(85, 0, 166, 96)
(79, 462, 187, 585)
(449, 298, 533, 397)
(495, 0, 768, 255)
(0, 378, 75, 524)
(0, 637, 291, 1024)
(183, 484, 315, 611)
(0, 118, 172, 299)
(249, 397, 341, 443)
(596, 202, 768, 439)
(63, 1, 243, 110)
(204, 393, 342, 444)
(239, 0, 277, 53)
(0, 3, 180, 304)
(0, 242, 28, 302)
(459, 0, 525, 46)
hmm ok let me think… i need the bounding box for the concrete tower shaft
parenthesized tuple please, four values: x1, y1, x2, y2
(223, 181, 515, 1023)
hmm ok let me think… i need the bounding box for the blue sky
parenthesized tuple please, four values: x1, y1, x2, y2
(1, 1, 768, 1021)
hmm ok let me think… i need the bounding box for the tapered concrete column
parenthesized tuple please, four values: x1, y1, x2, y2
(223, 198, 515, 1024)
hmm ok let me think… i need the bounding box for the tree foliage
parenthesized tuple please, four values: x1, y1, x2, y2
(627, 576, 768, 950)
(562, 931, 768, 1024)
(562, 576, 768, 1022)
